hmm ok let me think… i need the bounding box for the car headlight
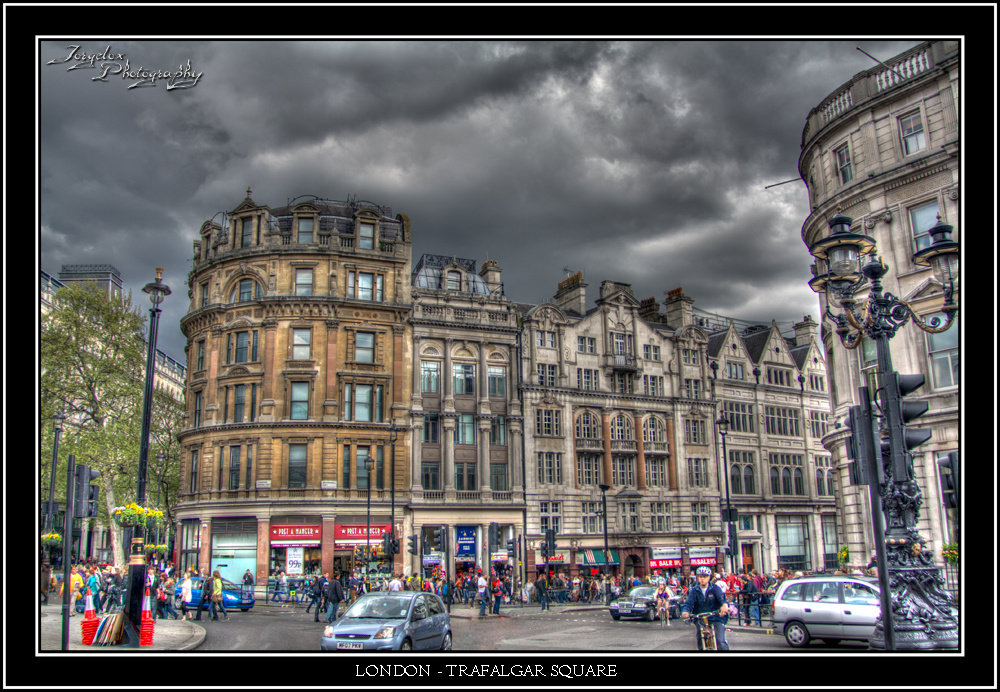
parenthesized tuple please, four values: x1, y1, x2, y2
(323, 626, 334, 638)
(373, 627, 396, 639)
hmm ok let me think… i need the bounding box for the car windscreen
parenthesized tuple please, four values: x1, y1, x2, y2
(627, 588, 655, 598)
(343, 596, 412, 620)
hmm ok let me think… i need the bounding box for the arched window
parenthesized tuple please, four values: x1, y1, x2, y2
(793, 468, 805, 495)
(826, 470, 836, 497)
(816, 469, 826, 496)
(781, 468, 793, 495)
(229, 278, 262, 303)
(770, 468, 781, 495)
(730, 465, 742, 494)
(744, 466, 756, 495)
(643, 417, 665, 443)
(576, 412, 598, 439)
(611, 415, 634, 440)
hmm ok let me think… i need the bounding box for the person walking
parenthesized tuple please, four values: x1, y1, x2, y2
(180, 571, 194, 620)
(477, 570, 488, 617)
(325, 571, 345, 623)
(738, 573, 761, 626)
(161, 578, 180, 619)
(209, 570, 229, 621)
(491, 575, 503, 615)
(305, 577, 323, 621)
(40, 563, 52, 606)
(348, 573, 359, 605)
(537, 573, 549, 611)
(194, 569, 211, 620)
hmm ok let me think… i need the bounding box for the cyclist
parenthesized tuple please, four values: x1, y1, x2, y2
(680, 566, 731, 650)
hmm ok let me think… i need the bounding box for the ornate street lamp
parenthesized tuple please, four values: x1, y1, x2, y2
(809, 210, 959, 650)
(364, 455, 376, 573)
(45, 411, 66, 564)
(715, 413, 737, 576)
(389, 421, 399, 573)
(598, 484, 611, 605)
(123, 268, 170, 645)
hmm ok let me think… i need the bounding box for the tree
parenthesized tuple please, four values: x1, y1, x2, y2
(41, 282, 148, 568)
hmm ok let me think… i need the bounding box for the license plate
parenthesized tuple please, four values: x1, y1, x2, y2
(337, 641, 363, 650)
(619, 604, 632, 613)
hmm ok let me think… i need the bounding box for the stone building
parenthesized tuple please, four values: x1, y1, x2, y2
(408, 254, 523, 579)
(175, 190, 413, 583)
(799, 40, 960, 568)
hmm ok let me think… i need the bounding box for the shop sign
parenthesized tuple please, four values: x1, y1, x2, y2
(489, 551, 509, 562)
(286, 547, 304, 575)
(255, 480, 271, 489)
(270, 525, 321, 546)
(689, 546, 718, 567)
(649, 547, 682, 568)
(537, 551, 566, 564)
(335, 524, 392, 546)
(321, 480, 337, 490)
(422, 551, 443, 565)
(455, 526, 477, 556)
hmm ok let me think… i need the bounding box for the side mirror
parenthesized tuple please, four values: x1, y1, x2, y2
(412, 607, 426, 621)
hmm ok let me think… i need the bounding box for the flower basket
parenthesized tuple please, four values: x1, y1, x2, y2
(940, 543, 959, 564)
(837, 546, 850, 567)
(112, 503, 165, 527)
(41, 533, 62, 547)
(145, 544, 168, 553)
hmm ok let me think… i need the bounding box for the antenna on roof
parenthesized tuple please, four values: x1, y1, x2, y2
(562, 266, 574, 277)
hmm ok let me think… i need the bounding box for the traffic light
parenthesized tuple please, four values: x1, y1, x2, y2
(382, 532, 393, 554)
(506, 537, 516, 554)
(407, 534, 419, 556)
(488, 522, 499, 555)
(539, 540, 549, 561)
(432, 526, 446, 552)
(888, 373, 932, 460)
(545, 528, 556, 554)
(74, 465, 101, 518)
(392, 538, 400, 555)
(938, 451, 959, 510)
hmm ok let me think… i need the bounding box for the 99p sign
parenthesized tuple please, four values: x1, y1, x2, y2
(286, 547, 304, 576)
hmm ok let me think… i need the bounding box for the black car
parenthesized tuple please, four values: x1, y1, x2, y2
(609, 586, 677, 622)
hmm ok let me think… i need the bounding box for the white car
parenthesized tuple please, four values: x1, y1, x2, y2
(772, 575, 882, 647)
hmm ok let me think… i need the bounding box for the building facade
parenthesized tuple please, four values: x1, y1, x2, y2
(799, 40, 960, 568)
(175, 190, 413, 584)
(408, 254, 523, 580)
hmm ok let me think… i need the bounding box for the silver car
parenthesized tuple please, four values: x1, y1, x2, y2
(772, 575, 882, 647)
(321, 592, 452, 651)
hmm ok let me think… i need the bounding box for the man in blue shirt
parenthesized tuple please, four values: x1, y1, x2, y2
(681, 566, 731, 651)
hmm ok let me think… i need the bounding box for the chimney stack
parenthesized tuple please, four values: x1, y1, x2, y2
(555, 272, 588, 315)
(663, 287, 694, 329)
(639, 296, 661, 323)
(794, 315, 818, 347)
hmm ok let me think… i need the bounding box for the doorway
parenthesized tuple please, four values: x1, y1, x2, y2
(741, 544, 755, 574)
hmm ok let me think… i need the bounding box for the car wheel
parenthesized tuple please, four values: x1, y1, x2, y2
(400, 638, 413, 651)
(645, 608, 654, 622)
(440, 632, 452, 651)
(611, 613, 620, 621)
(784, 621, 811, 648)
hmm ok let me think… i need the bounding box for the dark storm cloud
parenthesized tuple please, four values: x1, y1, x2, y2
(40, 38, 926, 360)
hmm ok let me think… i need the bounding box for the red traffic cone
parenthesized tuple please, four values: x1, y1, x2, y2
(140, 586, 155, 646)
(81, 588, 99, 645)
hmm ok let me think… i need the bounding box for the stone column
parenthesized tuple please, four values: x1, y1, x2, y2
(635, 410, 647, 491)
(443, 339, 454, 410)
(478, 415, 492, 495)
(324, 318, 339, 421)
(442, 415, 456, 493)
(257, 519, 270, 585)
(666, 416, 678, 491)
(602, 408, 613, 487)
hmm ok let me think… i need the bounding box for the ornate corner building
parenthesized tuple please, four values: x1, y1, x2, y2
(799, 41, 960, 568)
(176, 190, 413, 582)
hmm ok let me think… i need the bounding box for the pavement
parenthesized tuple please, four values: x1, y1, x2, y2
(38, 602, 206, 651)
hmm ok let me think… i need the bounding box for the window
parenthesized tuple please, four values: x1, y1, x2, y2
(809, 374, 825, 391)
(230, 278, 262, 303)
(288, 444, 307, 488)
(582, 501, 601, 534)
(454, 414, 476, 445)
(234, 384, 246, 422)
(241, 218, 252, 248)
(298, 217, 313, 244)
(197, 340, 205, 371)
(835, 143, 852, 185)
(767, 367, 792, 387)
(724, 402, 754, 433)
(643, 344, 661, 361)
(726, 362, 744, 380)
(536, 331, 556, 348)
(290, 382, 309, 420)
(643, 417, 666, 444)
(422, 412, 439, 444)
(578, 368, 599, 391)
(682, 349, 698, 365)
(816, 469, 826, 496)
(292, 329, 311, 360)
(613, 372, 633, 394)
(610, 414, 633, 442)
(860, 336, 879, 398)
(776, 515, 810, 572)
(926, 313, 958, 389)
(347, 271, 384, 302)
(453, 364, 476, 395)
(687, 458, 709, 488)
(536, 409, 561, 436)
(909, 200, 940, 253)
(537, 453, 563, 485)
(578, 336, 596, 353)
(189, 450, 199, 493)
(537, 363, 557, 387)
(344, 383, 383, 423)
(684, 379, 701, 399)
(576, 412, 599, 439)
(490, 463, 508, 492)
(295, 269, 313, 296)
(685, 419, 707, 445)
(422, 462, 440, 490)
(193, 391, 203, 427)
(691, 502, 709, 532)
(810, 411, 830, 438)
(730, 464, 743, 494)
(488, 366, 506, 398)
(619, 502, 640, 533)
(201, 282, 209, 308)
(246, 444, 253, 488)
(539, 502, 561, 534)
(794, 468, 805, 495)
(354, 445, 371, 490)
(729, 450, 756, 494)
(577, 454, 602, 486)
(650, 502, 670, 532)
(355, 332, 375, 363)
(229, 446, 241, 490)
(359, 222, 375, 250)
(612, 456, 635, 486)
(643, 375, 664, 396)
(899, 110, 925, 155)
(646, 457, 666, 487)
(765, 407, 801, 436)
(490, 416, 507, 446)
(455, 462, 476, 491)
(421, 361, 440, 394)
(446, 271, 461, 291)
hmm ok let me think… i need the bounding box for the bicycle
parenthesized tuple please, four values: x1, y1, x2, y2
(683, 608, 724, 651)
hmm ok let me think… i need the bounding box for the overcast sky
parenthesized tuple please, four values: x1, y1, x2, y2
(39, 38, 933, 362)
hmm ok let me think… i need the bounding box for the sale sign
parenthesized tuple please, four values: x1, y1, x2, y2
(286, 547, 304, 575)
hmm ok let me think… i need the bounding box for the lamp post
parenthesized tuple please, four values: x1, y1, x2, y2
(364, 455, 376, 574)
(716, 414, 736, 576)
(809, 210, 959, 650)
(598, 483, 611, 605)
(389, 422, 399, 574)
(124, 268, 170, 643)
(153, 452, 165, 560)
(45, 412, 66, 564)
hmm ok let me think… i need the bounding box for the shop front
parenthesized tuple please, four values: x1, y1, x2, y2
(648, 547, 683, 578)
(270, 522, 322, 578)
(688, 546, 719, 575)
(334, 522, 392, 576)
(577, 548, 620, 578)
(534, 549, 568, 578)
(454, 526, 477, 578)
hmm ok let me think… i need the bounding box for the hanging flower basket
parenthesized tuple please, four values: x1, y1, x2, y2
(837, 546, 850, 567)
(940, 543, 959, 564)
(41, 533, 62, 547)
(111, 503, 165, 527)
(145, 544, 168, 553)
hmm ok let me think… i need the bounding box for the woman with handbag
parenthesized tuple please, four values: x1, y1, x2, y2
(209, 570, 229, 621)
(180, 572, 194, 620)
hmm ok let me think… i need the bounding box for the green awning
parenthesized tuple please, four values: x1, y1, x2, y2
(581, 549, 619, 566)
